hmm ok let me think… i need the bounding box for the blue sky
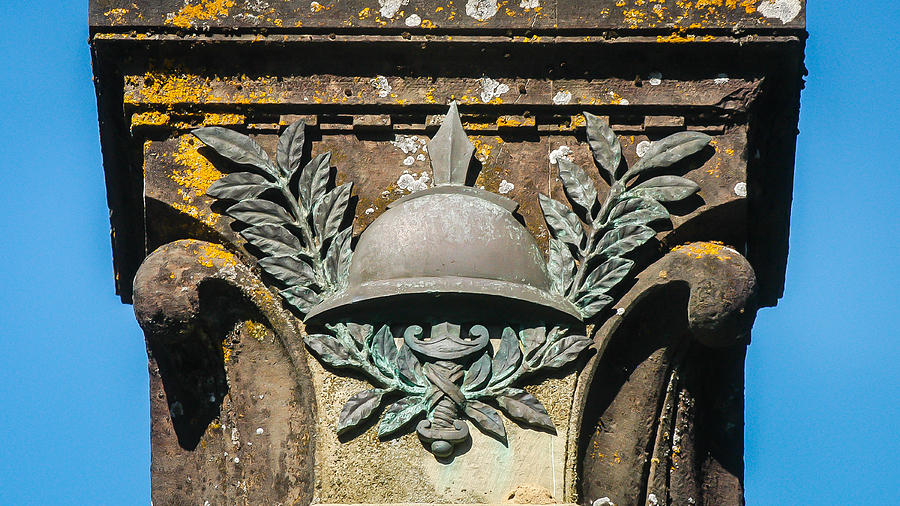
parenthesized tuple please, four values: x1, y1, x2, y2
(0, 1, 897, 504)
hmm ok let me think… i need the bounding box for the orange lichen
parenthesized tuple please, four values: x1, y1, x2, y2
(196, 242, 237, 268)
(470, 138, 495, 162)
(165, 0, 235, 29)
(242, 321, 269, 342)
(496, 116, 534, 128)
(131, 111, 171, 127)
(171, 137, 223, 195)
(622, 8, 646, 27)
(657, 32, 696, 42)
(104, 8, 129, 24)
(126, 69, 285, 108)
(203, 113, 246, 126)
(166, 136, 223, 227)
(672, 241, 733, 261)
(222, 339, 233, 363)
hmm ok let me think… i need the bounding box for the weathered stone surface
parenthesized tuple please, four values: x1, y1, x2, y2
(575, 242, 756, 505)
(134, 240, 317, 505)
(92, 1, 804, 503)
(90, 0, 804, 31)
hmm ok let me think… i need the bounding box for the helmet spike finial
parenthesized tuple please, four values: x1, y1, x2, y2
(427, 102, 475, 185)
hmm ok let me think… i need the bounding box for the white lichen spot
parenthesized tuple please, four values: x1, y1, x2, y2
(234, 12, 262, 24)
(593, 498, 616, 506)
(397, 171, 431, 192)
(309, 1, 323, 11)
(498, 180, 515, 194)
(648, 71, 662, 86)
(479, 77, 510, 103)
(733, 182, 748, 197)
(466, 0, 499, 20)
(365, 207, 375, 215)
(648, 493, 659, 506)
(687, 498, 696, 505)
(519, 0, 540, 8)
(403, 155, 416, 166)
(714, 73, 730, 84)
(549, 145, 573, 165)
(757, 0, 801, 24)
(370, 75, 392, 98)
(391, 134, 421, 154)
(233, 457, 240, 464)
(235, 12, 264, 23)
(378, 0, 409, 18)
(256, 427, 264, 435)
(616, 307, 625, 316)
(405, 13, 421, 26)
(636, 140, 652, 158)
(416, 153, 426, 161)
(552, 90, 572, 105)
(244, 0, 269, 12)
(620, 98, 630, 105)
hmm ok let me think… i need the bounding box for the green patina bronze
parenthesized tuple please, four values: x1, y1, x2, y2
(193, 104, 709, 459)
(542, 112, 712, 319)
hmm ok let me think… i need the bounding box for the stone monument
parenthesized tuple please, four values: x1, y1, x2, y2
(90, 1, 805, 504)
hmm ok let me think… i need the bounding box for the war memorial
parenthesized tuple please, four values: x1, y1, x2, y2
(90, 1, 806, 503)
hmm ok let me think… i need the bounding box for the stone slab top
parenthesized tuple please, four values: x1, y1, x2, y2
(90, 0, 805, 33)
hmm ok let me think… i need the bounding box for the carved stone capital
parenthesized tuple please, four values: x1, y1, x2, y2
(91, 2, 804, 502)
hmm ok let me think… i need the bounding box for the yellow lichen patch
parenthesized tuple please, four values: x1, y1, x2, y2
(126, 70, 284, 107)
(672, 241, 733, 261)
(358, 7, 371, 18)
(606, 90, 629, 105)
(131, 111, 171, 127)
(569, 115, 587, 129)
(705, 156, 723, 177)
(470, 138, 495, 162)
(420, 18, 437, 28)
(657, 32, 696, 42)
(171, 136, 223, 195)
(167, 136, 223, 227)
(172, 201, 219, 227)
(196, 242, 237, 268)
(496, 116, 535, 128)
(126, 72, 213, 106)
(622, 8, 647, 27)
(104, 8, 129, 24)
(165, 0, 235, 29)
(242, 320, 269, 342)
(222, 339, 233, 363)
(203, 113, 245, 126)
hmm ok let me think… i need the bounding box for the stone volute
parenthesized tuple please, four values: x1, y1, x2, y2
(307, 103, 581, 325)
